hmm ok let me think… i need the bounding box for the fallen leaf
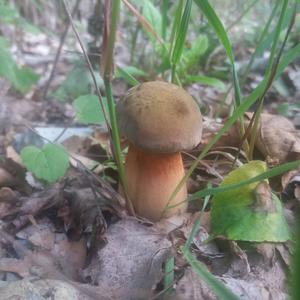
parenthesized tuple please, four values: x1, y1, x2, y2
(211, 161, 291, 242)
(11, 185, 62, 230)
(253, 181, 276, 213)
(248, 113, 300, 163)
(16, 220, 55, 251)
(21, 143, 69, 183)
(0, 168, 15, 188)
(0, 158, 29, 193)
(6, 146, 22, 165)
(0, 232, 86, 281)
(0, 187, 19, 219)
(52, 236, 87, 280)
(83, 218, 171, 299)
(282, 168, 300, 201)
(226, 241, 250, 279)
(173, 267, 288, 300)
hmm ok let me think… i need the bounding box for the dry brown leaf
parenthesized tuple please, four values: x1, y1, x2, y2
(69, 153, 101, 170)
(0, 187, 19, 219)
(0, 231, 86, 281)
(11, 185, 62, 230)
(0, 168, 15, 188)
(62, 135, 89, 154)
(226, 241, 250, 279)
(253, 181, 276, 213)
(0, 158, 28, 193)
(0, 250, 67, 280)
(0, 279, 98, 300)
(281, 168, 300, 201)
(0, 257, 31, 278)
(52, 237, 87, 280)
(248, 113, 300, 163)
(92, 127, 111, 153)
(6, 146, 22, 165)
(16, 221, 56, 251)
(83, 218, 171, 299)
(174, 267, 288, 300)
(201, 113, 300, 165)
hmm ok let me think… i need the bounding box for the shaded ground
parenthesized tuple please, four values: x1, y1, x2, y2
(0, 2, 300, 299)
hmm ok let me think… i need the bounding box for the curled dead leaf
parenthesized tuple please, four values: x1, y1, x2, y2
(247, 113, 300, 164)
(253, 181, 276, 213)
(0, 158, 29, 193)
(0, 187, 19, 219)
(282, 168, 300, 201)
(0, 168, 15, 188)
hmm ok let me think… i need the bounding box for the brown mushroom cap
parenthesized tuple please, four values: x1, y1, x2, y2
(116, 81, 203, 153)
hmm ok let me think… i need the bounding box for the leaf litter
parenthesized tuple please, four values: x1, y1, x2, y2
(0, 8, 300, 299)
(0, 108, 299, 299)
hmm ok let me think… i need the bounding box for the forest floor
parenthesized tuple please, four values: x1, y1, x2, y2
(0, 6, 300, 300)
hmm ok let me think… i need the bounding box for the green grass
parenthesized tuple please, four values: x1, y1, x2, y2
(183, 186, 211, 251)
(170, 0, 193, 83)
(101, 0, 135, 215)
(163, 256, 175, 297)
(182, 248, 240, 300)
(194, 0, 242, 107)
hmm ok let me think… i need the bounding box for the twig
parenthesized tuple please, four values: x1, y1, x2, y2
(43, 0, 81, 99)
(62, 0, 111, 132)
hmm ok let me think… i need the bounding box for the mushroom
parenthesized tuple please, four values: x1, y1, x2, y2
(116, 81, 203, 221)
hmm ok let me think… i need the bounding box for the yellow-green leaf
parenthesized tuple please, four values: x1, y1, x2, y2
(211, 161, 291, 242)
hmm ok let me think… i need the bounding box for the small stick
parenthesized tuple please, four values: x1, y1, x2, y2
(62, 0, 111, 131)
(43, 0, 81, 99)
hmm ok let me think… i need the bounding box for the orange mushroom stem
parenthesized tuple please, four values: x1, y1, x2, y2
(125, 143, 187, 221)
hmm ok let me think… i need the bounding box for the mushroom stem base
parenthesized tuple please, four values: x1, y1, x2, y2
(125, 145, 187, 221)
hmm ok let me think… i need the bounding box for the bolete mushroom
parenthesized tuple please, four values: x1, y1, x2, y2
(116, 81, 202, 221)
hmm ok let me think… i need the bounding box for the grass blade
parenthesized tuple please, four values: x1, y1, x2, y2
(240, 0, 281, 86)
(188, 160, 300, 202)
(182, 248, 240, 300)
(183, 187, 211, 252)
(116, 66, 140, 86)
(122, 0, 164, 44)
(161, 0, 168, 40)
(276, 42, 300, 76)
(167, 159, 300, 211)
(163, 256, 175, 297)
(264, 0, 289, 82)
(169, 0, 184, 56)
(171, 0, 193, 83)
(248, 0, 293, 159)
(185, 75, 226, 91)
(102, 0, 135, 215)
(171, 0, 193, 64)
(193, 0, 241, 106)
(101, 0, 121, 79)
